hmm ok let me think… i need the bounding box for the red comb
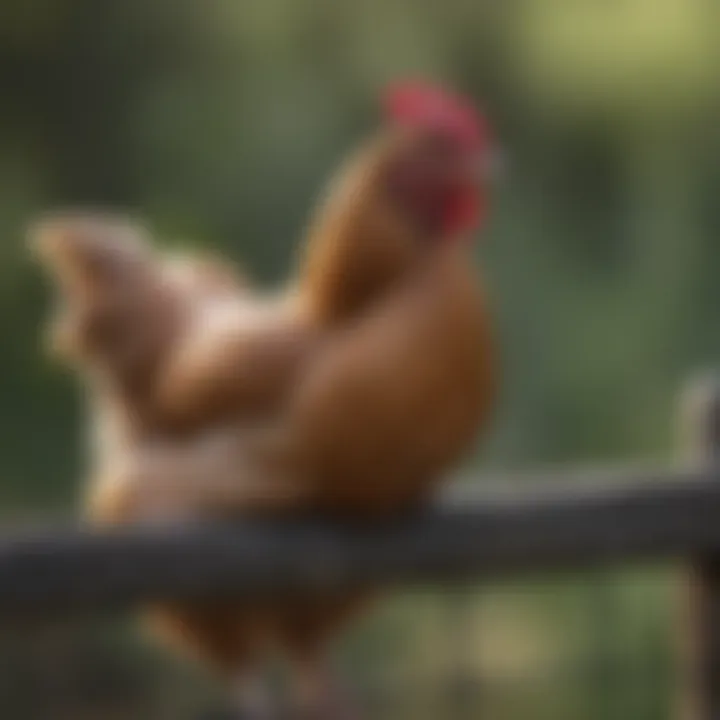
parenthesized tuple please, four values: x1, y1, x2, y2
(382, 81, 487, 149)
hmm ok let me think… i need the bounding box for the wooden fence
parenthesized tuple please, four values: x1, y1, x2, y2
(1, 376, 720, 717)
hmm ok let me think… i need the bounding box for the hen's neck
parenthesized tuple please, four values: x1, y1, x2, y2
(296, 154, 419, 325)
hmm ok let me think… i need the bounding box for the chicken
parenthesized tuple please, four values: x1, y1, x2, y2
(124, 85, 497, 516)
(33, 82, 498, 719)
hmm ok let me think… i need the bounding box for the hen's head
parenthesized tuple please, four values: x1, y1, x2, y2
(300, 82, 496, 322)
(380, 81, 495, 240)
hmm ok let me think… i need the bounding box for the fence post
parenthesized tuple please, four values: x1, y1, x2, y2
(679, 375, 720, 720)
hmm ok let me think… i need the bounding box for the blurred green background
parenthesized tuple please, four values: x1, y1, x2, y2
(0, 0, 718, 717)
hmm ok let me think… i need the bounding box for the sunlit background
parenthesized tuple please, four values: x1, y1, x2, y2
(0, 0, 719, 717)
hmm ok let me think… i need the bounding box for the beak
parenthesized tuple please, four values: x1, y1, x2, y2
(476, 145, 508, 184)
(466, 145, 506, 185)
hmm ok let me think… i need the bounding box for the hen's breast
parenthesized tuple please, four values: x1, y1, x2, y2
(285, 251, 495, 515)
